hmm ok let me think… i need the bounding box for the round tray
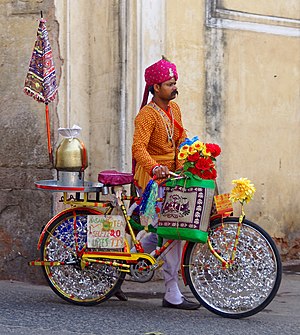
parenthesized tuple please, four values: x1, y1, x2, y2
(35, 180, 103, 192)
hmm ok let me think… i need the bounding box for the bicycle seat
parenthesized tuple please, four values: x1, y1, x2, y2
(98, 170, 134, 186)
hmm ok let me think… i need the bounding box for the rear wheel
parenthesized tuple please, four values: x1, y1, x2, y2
(40, 208, 126, 305)
(183, 217, 282, 318)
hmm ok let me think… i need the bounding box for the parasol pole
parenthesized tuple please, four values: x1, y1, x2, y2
(41, 10, 53, 164)
(45, 103, 53, 163)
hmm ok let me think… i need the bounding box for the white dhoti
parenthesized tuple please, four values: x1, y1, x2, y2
(132, 186, 184, 304)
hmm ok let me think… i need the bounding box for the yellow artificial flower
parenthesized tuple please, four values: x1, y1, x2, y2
(178, 151, 188, 160)
(230, 178, 256, 204)
(188, 146, 197, 155)
(179, 144, 190, 153)
(191, 140, 205, 152)
(201, 146, 211, 157)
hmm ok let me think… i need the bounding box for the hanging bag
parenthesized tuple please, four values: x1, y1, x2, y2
(157, 173, 215, 243)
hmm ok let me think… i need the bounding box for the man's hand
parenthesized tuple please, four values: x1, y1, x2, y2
(152, 165, 169, 179)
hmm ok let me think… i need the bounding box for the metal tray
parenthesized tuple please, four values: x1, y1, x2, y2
(34, 180, 103, 193)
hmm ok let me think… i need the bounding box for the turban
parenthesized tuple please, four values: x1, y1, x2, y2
(140, 57, 178, 109)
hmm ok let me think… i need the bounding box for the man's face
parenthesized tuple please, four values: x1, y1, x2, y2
(155, 78, 178, 101)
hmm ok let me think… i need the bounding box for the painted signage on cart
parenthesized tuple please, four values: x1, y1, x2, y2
(87, 215, 125, 249)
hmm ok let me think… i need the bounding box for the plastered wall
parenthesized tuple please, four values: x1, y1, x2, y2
(0, 0, 299, 282)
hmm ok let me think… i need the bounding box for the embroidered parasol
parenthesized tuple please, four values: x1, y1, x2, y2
(24, 13, 58, 163)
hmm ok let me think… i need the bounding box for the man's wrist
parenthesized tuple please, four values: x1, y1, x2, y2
(151, 165, 160, 176)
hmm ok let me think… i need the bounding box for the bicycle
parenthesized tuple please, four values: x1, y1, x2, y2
(30, 170, 282, 319)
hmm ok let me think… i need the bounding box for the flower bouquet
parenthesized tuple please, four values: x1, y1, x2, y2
(178, 136, 221, 180)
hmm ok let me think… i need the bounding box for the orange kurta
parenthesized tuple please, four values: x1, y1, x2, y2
(132, 101, 187, 190)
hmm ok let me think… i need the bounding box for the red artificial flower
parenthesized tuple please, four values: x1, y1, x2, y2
(188, 167, 203, 178)
(206, 143, 221, 158)
(181, 139, 221, 180)
(210, 168, 217, 179)
(199, 168, 217, 180)
(195, 157, 214, 171)
(187, 152, 200, 162)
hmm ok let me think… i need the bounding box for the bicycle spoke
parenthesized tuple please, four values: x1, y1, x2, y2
(184, 218, 282, 318)
(41, 209, 125, 305)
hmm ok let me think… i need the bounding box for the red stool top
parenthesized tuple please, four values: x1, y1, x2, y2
(98, 170, 133, 186)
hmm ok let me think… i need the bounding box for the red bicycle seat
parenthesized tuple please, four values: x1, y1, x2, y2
(98, 170, 134, 186)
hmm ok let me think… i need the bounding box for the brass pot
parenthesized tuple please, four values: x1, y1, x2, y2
(55, 138, 88, 172)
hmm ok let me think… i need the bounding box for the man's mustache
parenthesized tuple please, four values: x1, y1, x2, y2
(172, 90, 179, 96)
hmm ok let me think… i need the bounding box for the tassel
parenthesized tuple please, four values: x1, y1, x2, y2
(140, 179, 158, 220)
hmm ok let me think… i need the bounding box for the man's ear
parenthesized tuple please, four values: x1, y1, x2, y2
(153, 83, 161, 93)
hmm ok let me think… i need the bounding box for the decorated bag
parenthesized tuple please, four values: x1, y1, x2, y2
(157, 174, 215, 243)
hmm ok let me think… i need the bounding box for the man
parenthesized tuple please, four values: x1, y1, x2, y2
(129, 57, 200, 310)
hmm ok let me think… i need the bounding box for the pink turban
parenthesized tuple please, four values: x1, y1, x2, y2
(140, 58, 178, 109)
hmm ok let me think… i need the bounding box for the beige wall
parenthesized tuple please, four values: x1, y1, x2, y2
(0, 0, 299, 282)
(203, 0, 300, 258)
(165, 0, 207, 137)
(223, 31, 299, 240)
(55, 0, 123, 182)
(55, 0, 299, 258)
(221, 0, 300, 20)
(0, 0, 58, 282)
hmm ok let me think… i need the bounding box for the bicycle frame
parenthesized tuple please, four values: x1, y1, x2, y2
(30, 182, 241, 277)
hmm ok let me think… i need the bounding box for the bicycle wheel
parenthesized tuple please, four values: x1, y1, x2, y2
(183, 217, 282, 318)
(40, 208, 126, 306)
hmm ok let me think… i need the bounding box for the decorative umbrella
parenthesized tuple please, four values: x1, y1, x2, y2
(24, 12, 58, 163)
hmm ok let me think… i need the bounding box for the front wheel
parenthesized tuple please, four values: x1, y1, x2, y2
(183, 217, 282, 318)
(40, 208, 126, 306)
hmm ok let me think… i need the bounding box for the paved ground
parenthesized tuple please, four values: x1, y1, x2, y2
(0, 260, 299, 335)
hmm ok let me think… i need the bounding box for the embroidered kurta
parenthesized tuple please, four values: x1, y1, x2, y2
(132, 101, 187, 190)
